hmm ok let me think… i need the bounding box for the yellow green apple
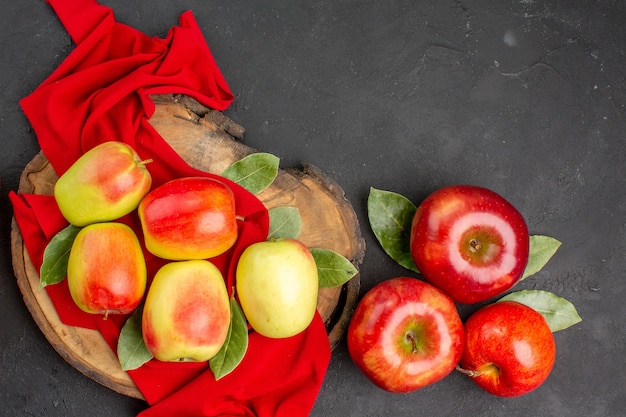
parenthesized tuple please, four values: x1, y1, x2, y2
(142, 260, 231, 362)
(138, 177, 238, 260)
(236, 238, 318, 338)
(54, 141, 152, 226)
(67, 222, 147, 317)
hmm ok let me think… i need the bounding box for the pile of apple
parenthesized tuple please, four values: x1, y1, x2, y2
(348, 185, 564, 398)
(51, 141, 319, 365)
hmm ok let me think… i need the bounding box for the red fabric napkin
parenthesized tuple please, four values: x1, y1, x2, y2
(10, 0, 331, 416)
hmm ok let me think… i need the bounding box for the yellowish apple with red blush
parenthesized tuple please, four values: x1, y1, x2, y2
(142, 260, 231, 362)
(54, 141, 152, 227)
(236, 238, 318, 339)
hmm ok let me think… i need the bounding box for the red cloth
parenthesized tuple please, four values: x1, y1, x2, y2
(10, 0, 331, 416)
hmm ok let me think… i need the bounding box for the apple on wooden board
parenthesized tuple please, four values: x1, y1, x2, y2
(457, 300, 556, 397)
(138, 176, 238, 261)
(347, 277, 464, 393)
(54, 141, 152, 227)
(142, 260, 231, 362)
(67, 222, 147, 317)
(236, 238, 318, 339)
(410, 185, 529, 304)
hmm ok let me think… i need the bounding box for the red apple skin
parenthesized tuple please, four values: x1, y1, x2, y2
(410, 185, 529, 304)
(67, 222, 147, 316)
(347, 277, 465, 393)
(138, 177, 238, 260)
(459, 301, 556, 397)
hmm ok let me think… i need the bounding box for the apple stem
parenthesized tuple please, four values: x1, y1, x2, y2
(455, 365, 482, 377)
(103, 311, 109, 321)
(405, 330, 419, 354)
(469, 238, 481, 252)
(236, 215, 246, 222)
(137, 158, 154, 167)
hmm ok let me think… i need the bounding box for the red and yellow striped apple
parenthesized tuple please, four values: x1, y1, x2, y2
(138, 177, 238, 261)
(54, 141, 152, 226)
(67, 222, 147, 317)
(142, 260, 231, 362)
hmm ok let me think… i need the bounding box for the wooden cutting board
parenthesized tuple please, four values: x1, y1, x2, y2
(10, 94, 365, 400)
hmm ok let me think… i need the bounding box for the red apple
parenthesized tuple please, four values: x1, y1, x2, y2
(138, 176, 238, 260)
(67, 222, 147, 317)
(347, 277, 464, 393)
(410, 185, 529, 304)
(457, 300, 556, 397)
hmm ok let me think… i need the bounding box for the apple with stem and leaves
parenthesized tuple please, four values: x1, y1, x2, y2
(347, 277, 464, 393)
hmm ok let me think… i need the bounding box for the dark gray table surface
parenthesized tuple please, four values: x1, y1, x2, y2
(1, 1, 624, 416)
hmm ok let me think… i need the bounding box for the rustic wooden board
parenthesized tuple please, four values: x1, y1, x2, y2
(10, 94, 365, 400)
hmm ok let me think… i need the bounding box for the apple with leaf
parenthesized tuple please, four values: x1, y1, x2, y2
(115, 153, 360, 379)
(352, 185, 581, 396)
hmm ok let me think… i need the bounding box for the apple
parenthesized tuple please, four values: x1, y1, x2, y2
(142, 260, 231, 362)
(410, 185, 529, 304)
(138, 176, 238, 260)
(67, 222, 147, 317)
(457, 300, 556, 397)
(347, 277, 464, 393)
(54, 141, 152, 227)
(236, 238, 318, 339)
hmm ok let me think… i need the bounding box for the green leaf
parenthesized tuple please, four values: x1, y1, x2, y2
(522, 235, 562, 280)
(268, 206, 302, 239)
(499, 290, 582, 332)
(210, 297, 249, 380)
(367, 187, 419, 272)
(39, 224, 82, 288)
(310, 247, 358, 288)
(117, 307, 153, 371)
(221, 152, 279, 195)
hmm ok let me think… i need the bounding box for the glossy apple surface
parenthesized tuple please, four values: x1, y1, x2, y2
(458, 300, 556, 397)
(236, 238, 318, 339)
(142, 260, 231, 362)
(54, 141, 152, 226)
(347, 277, 464, 393)
(410, 185, 529, 304)
(67, 222, 147, 317)
(138, 176, 238, 260)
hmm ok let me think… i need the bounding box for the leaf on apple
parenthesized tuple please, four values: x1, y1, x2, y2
(268, 206, 302, 239)
(310, 247, 358, 288)
(39, 224, 82, 288)
(521, 235, 562, 280)
(367, 187, 419, 273)
(221, 152, 279, 195)
(210, 296, 249, 380)
(499, 290, 582, 332)
(117, 307, 153, 371)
